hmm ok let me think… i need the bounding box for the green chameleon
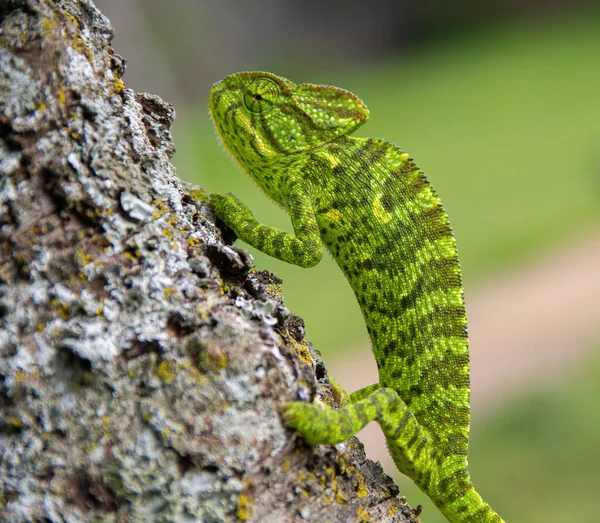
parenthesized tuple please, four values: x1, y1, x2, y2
(208, 71, 504, 522)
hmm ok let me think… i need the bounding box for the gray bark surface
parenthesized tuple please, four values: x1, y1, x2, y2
(0, 1, 420, 521)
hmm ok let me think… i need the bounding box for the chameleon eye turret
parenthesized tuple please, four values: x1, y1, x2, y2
(244, 77, 280, 113)
(208, 72, 504, 523)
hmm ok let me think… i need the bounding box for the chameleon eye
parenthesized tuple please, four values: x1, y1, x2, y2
(244, 78, 280, 113)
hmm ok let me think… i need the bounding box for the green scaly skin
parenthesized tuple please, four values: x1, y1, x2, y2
(207, 71, 504, 522)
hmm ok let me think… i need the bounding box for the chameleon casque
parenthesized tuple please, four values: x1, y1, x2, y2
(208, 71, 504, 522)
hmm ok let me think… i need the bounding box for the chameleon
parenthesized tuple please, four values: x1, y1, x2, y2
(208, 71, 504, 522)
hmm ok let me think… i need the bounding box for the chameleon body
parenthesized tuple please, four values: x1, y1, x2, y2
(208, 71, 503, 522)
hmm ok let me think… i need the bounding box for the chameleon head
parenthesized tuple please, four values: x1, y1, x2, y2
(209, 71, 370, 171)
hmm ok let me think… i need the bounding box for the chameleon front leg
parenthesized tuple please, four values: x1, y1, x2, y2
(209, 179, 322, 268)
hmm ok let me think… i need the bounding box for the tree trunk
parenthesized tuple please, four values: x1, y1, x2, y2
(0, 1, 420, 521)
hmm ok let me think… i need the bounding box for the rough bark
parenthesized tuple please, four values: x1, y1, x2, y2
(0, 1, 421, 521)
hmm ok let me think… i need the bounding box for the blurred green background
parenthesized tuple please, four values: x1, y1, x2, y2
(96, 1, 600, 520)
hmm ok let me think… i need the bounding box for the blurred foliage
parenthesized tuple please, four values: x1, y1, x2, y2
(114, 0, 597, 103)
(399, 351, 600, 522)
(174, 10, 600, 353)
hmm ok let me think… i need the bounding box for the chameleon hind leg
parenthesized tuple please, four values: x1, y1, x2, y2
(282, 388, 504, 523)
(281, 388, 428, 473)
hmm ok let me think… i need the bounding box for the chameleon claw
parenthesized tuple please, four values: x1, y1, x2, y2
(329, 377, 351, 406)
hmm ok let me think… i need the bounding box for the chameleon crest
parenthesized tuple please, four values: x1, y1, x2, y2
(208, 71, 504, 522)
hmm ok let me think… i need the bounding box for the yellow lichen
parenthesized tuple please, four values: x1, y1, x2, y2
(289, 339, 312, 366)
(59, 307, 69, 320)
(388, 505, 401, 518)
(15, 370, 40, 383)
(356, 477, 369, 498)
(113, 74, 125, 93)
(41, 17, 57, 34)
(215, 352, 228, 370)
(199, 346, 228, 372)
(66, 14, 80, 27)
(152, 199, 167, 217)
(358, 506, 373, 522)
(69, 26, 93, 62)
(157, 361, 176, 382)
(196, 308, 210, 322)
(264, 283, 283, 298)
(76, 248, 93, 265)
(8, 417, 23, 428)
(188, 188, 207, 201)
(320, 474, 327, 488)
(235, 493, 252, 521)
